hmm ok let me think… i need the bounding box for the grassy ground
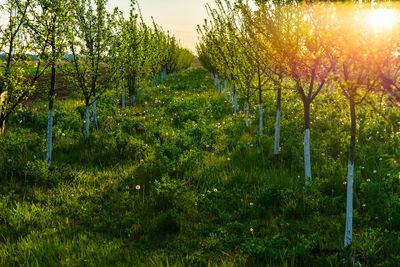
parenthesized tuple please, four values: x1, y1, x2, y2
(0, 67, 400, 266)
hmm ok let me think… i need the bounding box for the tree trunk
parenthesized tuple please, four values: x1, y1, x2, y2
(93, 95, 98, 131)
(0, 90, 7, 136)
(229, 83, 232, 103)
(130, 95, 134, 106)
(224, 79, 227, 100)
(303, 100, 312, 185)
(234, 89, 238, 116)
(129, 77, 135, 106)
(274, 85, 282, 155)
(46, 61, 56, 167)
(86, 104, 90, 138)
(344, 99, 356, 249)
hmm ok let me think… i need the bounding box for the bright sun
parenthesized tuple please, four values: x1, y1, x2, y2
(366, 9, 398, 32)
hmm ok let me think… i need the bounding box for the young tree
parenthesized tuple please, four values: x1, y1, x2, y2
(0, 0, 44, 136)
(68, 0, 109, 138)
(240, 2, 287, 155)
(330, 4, 391, 250)
(248, 2, 336, 184)
(28, 0, 77, 167)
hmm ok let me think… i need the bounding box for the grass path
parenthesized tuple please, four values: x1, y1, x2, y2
(0, 67, 399, 266)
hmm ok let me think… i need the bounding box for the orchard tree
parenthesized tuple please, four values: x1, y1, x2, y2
(0, 0, 44, 136)
(27, 0, 77, 167)
(331, 4, 393, 250)
(69, 0, 109, 138)
(248, 2, 336, 184)
(240, 2, 288, 155)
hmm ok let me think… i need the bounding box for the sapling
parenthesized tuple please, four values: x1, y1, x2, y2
(68, 0, 109, 138)
(28, 0, 77, 167)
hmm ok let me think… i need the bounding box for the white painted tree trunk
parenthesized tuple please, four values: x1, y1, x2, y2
(274, 109, 281, 155)
(229, 84, 232, 103)
(344, 161, 354, 249)
(246, 101, 249, 127)
(122, 80, 125, 109)
(45, 108, 54, 167)
(259, 104, 263, 136)
(304, 129, 312, 185)
(224, 80, 227, 100)
(0, 90, 7, 136)
(234, 91, 238, 116)
(93, 96, 98, 130)
(86, 105, 90, 138)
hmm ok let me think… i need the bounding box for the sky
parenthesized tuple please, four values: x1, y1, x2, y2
(107, 0, 218, 53)
(0, 0, 216, 53)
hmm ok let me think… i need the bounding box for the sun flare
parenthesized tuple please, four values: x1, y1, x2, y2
(366, 9, 398, 32)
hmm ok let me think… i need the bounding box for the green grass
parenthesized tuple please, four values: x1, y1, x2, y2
(0, 67, 399, 266)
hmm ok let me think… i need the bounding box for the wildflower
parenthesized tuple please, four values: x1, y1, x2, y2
(250, 202, 254, 206)
(373, 170, 377, 173)
(126, 186, 130, 190)
(362, 204, 366, 207)
(136, 185, 141, 190)
(366, 179, 371, 182)
(62, 133, 65, 137)
(379, 158, 383, 161)
(321, 153, 325, 156)
(343, 181, 347, 185)
(7, 159, 12, 162)
(227, 158, 231, 161)
(250, 228, 254, 232)
(213, 188, 218, 192)
(194, 202, 197, 206)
